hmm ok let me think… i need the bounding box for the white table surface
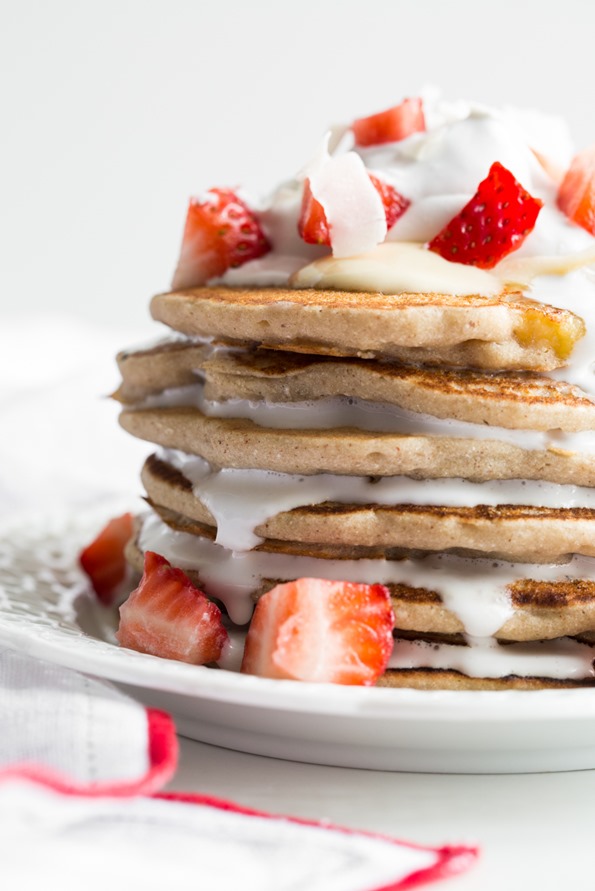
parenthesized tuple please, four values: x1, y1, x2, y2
(167, 735, 593, 889)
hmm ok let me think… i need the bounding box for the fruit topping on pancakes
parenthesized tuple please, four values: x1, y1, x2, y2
(428, 162, 543, 269)
(172, 188, 271, 290)
(352, 97, 426, 147)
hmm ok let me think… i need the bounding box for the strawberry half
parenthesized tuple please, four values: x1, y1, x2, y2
(557, 145, 595, 235)
(428, 161, 543, 269)
(298, 174, 409, 246)
(80, 513, 134, 605)
(116, 551, 228, 664)
(241, 578, 394, 685)
(171, 188, 271, 289)
(352, 98, 426, 147)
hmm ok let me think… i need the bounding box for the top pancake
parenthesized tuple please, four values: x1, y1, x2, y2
(150, 286, 585, 371)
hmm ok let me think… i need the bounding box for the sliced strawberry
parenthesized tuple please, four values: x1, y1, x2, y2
(116, 551, 228, 664)
(370, 173, 410, 230)
(297, 179, 330, 245)
(80, 513, 134, 605)
(557, 145, 595, 234)
(428, 161, 543, 269)
(241, 578, 394, 685)
(298, 174, 409, 246)
(352, 98, 425, 147)
(171, 188, 271, 289)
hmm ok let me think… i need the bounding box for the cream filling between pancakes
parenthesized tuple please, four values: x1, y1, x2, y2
(158, 448, 595, 551)
(387, 637, 595, 681)
(133, 382, 595, 454)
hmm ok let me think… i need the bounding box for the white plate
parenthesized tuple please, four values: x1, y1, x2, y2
(3, 509, 595, 774)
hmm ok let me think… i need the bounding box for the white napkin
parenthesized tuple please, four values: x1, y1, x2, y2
(0, 645, 477, 890)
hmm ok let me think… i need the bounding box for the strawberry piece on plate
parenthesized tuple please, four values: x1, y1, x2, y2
(171, 188, 271, 289)
(80, 513, 134, 605)
(352, 97, 426, 147)
(241, 578, 394, 685)
(428, 161, 543, 269)
(116, 551, 228, 664)
(298, 174, 409, 246)
(557, 145, 595, 234)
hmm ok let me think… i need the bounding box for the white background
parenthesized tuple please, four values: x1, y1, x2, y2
(2, 0, 595, 327)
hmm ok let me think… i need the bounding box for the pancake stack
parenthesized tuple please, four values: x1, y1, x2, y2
(115, 281, 595, 689)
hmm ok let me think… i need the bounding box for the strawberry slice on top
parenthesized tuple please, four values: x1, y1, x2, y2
(171, 188, 271, 289)
(241, 577, 394, 685)
(117, 551, 228, 665)
(557, 145, 595, 235)
(352, 97, 426, 147)
(428, 161, 543, 269)
(80, 512, 134, 606)
(298, 174, 409, 246)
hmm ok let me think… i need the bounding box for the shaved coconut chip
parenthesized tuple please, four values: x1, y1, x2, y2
(305, 135, 387, 258)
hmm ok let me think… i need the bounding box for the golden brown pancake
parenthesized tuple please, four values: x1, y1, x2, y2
(119, 405, 595, 485)
(150, 286, 585, 371)
(376, 668, 595, 690)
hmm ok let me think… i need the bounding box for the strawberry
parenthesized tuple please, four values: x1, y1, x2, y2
(80, 513, 134, 605)
(352, 98, 425, 147)
(557, 145, 595, 234)
(371, 174, 410, 230)
(297, 179, 329, 245)
(298, 174, 409, 246)
(428, 161, 543, 269)
(241, 578, 394, 685)
(171, 188, 271, 289)
(116, 551, 228, 664)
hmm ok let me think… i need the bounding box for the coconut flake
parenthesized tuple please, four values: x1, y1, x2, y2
(306, 135, 387, 258)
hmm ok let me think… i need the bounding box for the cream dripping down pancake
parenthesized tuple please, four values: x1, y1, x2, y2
(111, 93, 595, 689)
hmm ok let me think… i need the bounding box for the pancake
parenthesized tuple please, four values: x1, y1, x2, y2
(116, 340, 595, 432)
(115, 339, 213, 403)
(150, 287, 585, 371)
(376, 668, 595, 690)
(141, 453, 595, 563)
(119, 405, 595, 485)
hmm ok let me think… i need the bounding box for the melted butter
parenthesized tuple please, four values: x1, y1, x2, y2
(290, 242, 503, 297)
